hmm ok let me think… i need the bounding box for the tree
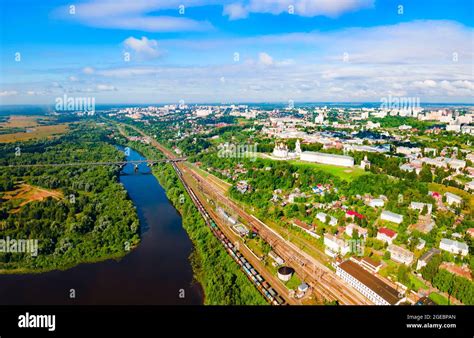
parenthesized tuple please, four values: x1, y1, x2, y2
(419, 165, 433, 183)
(397, 264, 410, 285)
(421, 254, 442, 282)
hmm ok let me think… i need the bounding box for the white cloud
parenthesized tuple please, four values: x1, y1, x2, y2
(224, 0, 374, 19)
(96, 84, 117, 91)
(413, 80, 437, 89)
(53, 0, 213, 32)
(0, 90, 18, 97)
(123, 36, 162, 58)
(223, 3, 248, 20)
(83, 67, 95, 75)
(69, 76, 78, 82)
(258, 52, 274, 65)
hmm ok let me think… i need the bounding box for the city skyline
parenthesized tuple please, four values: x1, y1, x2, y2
(1, 0, 473, 105)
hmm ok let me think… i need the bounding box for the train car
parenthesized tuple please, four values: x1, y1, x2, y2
(275, 296, 285, 305)
(268, 288, 277, 297)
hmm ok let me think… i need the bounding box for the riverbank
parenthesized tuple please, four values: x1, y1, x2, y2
(0, 125, 141, 275)
(0, 144, 203, 305)
(126, 141, 267, 305)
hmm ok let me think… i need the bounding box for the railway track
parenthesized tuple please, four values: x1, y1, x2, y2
(171, 162, 288, 305)
(186, 169, 371, 305)
(121, 122, 371, 305)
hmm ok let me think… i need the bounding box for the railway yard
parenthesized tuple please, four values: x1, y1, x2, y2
(127, 123, 371, 305)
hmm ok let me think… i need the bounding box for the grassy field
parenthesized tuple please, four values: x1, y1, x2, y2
(288, 160, 367, 181)
(245, 237, 266, 259)
(379, 258, 398, 278)
(429, 292, 449, 305)
(410, 274, 429, 291)
(0, 115, 40, 128)
(0, 115, 68, 143)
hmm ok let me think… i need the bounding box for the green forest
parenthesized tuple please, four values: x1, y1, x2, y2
(0, 123, 140, 272)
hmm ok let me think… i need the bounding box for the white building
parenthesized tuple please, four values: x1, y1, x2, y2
(461, 125, 474, 134)
(324, 234, 350, 257)
(444, 192, 462, 206)
(387, 244, 415, 265)
(396, 146, 421, 155)
(195, 108, 211, 117)
(360, 155, 371, 170)
(380, 210, 404, 224)
(300, 151, 354, 167)
(409, 202, 433, 215)
(446, 124, 461, 133)
(369, 198, 385, 208)
(448, 159, 466, 171)
(377, 227, 398, 244)
(335, 260, 404, 305)
(316, 212, 337, 226)
(272, 142, 289, 158)
(439, 238, 469, 256)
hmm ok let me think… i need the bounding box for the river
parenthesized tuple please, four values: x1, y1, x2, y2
(0, 147, 204, 305)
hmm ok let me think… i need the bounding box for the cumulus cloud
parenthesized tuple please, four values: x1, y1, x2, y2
(123, 36, 162, 58)
(258, 52, 274, 65)
(5, 19, 473, 104)
(223, 3, 249, 20)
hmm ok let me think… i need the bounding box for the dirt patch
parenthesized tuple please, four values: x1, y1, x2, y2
(2, 183, 63, 212)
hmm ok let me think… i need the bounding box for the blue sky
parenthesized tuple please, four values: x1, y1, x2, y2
(1, 0, 473, 105)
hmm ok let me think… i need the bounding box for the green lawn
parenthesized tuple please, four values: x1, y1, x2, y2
(245, 237, 265, 258)
(288, 160, 367, 181)
(410, 274, 429, 291)
(285, 273, 302, 290)
(379, 259, 398, 278)
(429, 292, 449, 305)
